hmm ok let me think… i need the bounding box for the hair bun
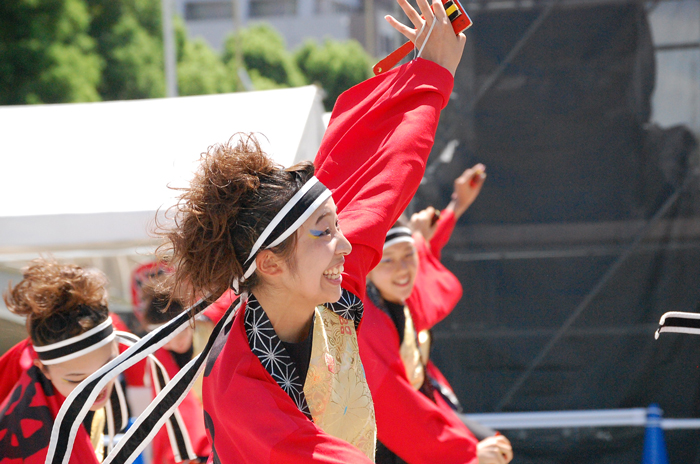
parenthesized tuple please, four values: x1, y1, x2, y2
(3, 257, 110, 345)
(161, 133, 316, 302)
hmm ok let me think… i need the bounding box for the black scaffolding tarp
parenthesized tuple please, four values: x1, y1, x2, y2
(413, 1, 700, 462)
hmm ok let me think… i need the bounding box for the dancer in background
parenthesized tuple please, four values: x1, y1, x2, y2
(0, 258, 123, 464)
(360, 165, 514, 464)
(0, 258, 204, 464)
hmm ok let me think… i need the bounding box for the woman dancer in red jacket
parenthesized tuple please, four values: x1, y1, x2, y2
(359, 165, 514, 463)
(0, 258, 121, 464)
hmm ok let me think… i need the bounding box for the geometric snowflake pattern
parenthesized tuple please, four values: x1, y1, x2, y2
(324, 289, 364, 330)
(244, 294, 312, 419)
(244, 289, 364, 420)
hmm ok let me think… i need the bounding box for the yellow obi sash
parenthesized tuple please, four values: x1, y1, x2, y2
(399, 306, 425, 391)
(304, 305, 377, 461)
(89, 407, 106, 462)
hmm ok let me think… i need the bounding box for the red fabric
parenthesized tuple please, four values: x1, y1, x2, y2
(151, 292, 233, 462)
(358, 206, 477, 463)
(426, 361, 459, 405)
(0, 344, 99, 464)
(405, 212, 463, 332)
(316, 58, 453, 301)
(359, 302, 477, 464)
(204, 305, 373, 464)
(201, 289, 237, 325)
(0, 340, 31, 405)
(110, 313, 130, 332)
(428, 208, 457, 261)
(203, 58, 453, 463)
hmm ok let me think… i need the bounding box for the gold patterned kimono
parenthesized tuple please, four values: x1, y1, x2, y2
(305, 306, 377, 459)
(244, 290, 377, 461)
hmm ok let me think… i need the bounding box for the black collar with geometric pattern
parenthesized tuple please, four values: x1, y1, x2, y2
(244, 289, 364, 420)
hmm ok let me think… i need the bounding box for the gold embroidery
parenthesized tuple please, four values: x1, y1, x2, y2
(400, 306, 425, 390)
(304, 306, 377, 461)
(417, 329, 431, 366)
(90, 407, 106, 462)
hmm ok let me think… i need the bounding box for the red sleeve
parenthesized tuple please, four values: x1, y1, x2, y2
(110, 312, 130, 332)
(204, 310, 374, 464)
(314, 58, 454, 300)
(406, 233, 463, 332)
(358, 304, 478, 464)
(201, 289, 237, 325)
(0, 339, 31, 403)
(429, 208, 457, 260)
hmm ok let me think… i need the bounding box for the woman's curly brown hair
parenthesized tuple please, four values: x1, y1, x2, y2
(4, 257, 110, 346)
(159, 133, 315, 303)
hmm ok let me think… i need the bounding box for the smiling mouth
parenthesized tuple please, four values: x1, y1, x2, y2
(323, 264, 344, 282)
(393, 276, 411, 286)
(94, 387, 109, 404)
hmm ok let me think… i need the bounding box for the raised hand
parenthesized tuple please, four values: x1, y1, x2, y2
(448, 163, 486, 219)
(477, 434, 514, 464)
(384, 0, 467, 76)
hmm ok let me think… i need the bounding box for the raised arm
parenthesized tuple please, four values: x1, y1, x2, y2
(407, 232, 463, 332)
(314, 0, 465, 299)
(314, 59, 452, 298)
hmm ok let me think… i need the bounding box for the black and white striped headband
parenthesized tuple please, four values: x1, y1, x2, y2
(655, 311, 700, 339)
(238, 176, 332, 285)
(33, 317, 115, 365)
(384, 226, 414, 250)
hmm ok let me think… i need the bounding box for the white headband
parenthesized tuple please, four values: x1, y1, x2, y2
(236, 176, 332, 287)
(34, 317, 115, 365)
(384, 226, 415, 249)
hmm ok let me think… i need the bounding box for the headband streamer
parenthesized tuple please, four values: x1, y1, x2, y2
(384, 226, 415, 249)
(655, 311, 700, 339)
(48, 175, 331, 464)
(34, 317, 116, 365)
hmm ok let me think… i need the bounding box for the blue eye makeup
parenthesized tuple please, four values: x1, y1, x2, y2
(310, 229, 330, 237)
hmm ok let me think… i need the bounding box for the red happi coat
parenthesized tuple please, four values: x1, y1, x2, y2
(0, 342, 100, 464)
(359, 209, 480, 464)
(201, 58, 454, 464)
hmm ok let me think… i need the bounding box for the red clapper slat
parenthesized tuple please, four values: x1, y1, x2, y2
(373, 0, 473, 76)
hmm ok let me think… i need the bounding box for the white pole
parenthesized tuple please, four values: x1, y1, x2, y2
(161, 0, 178, 97)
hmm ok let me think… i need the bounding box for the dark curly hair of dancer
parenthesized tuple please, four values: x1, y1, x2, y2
(4, 257, 110, 346)
(160, 133, 316, 302)
(141, 276, 185, 326)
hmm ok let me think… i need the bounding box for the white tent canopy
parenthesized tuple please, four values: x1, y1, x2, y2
(0, 85, 325, 250)
(0, 85, 326, 326)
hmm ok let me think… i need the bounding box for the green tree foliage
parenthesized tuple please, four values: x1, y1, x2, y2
(222, 24, 306, 90)
(0, 0, 102, 104)
(174, 17, 232, 96)
(0, 2, 373, 105)
(295, 38, 372, 111)
(86, 0, 165, 100)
